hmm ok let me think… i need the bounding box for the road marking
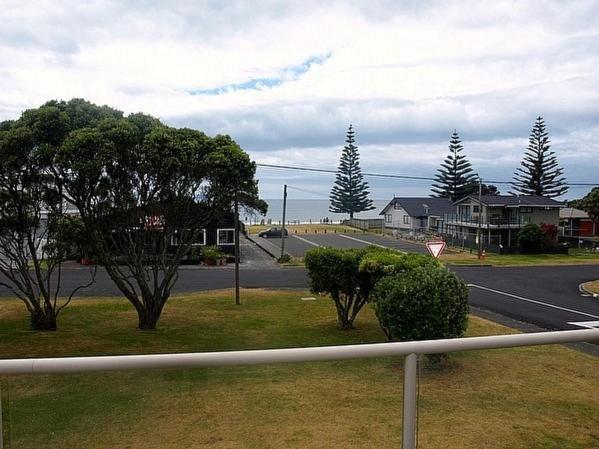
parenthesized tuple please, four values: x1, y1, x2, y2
(568, 321, 599, 329)
(338, 234, 407, 252)
(467, 284, 599, 319)
(292, 235, 321, 247)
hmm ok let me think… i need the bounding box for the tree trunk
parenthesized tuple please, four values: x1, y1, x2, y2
(30, 309, 57, 331)
(138, 309, 161, 330)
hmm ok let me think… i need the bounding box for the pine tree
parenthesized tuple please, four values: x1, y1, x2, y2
(431, 130, 477, 201)
(511, 117, 568, 198)
(329, 125, 374, 219)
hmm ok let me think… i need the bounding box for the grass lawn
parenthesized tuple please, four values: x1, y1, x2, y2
(247, 223, 364, 235)
(582, 280, 599, 294)
(440, 247, 599, 266)
(1, 289, 598, 449)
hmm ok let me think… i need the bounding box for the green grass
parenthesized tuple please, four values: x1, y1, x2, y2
(440, 247, 599, 266)
(1, 289, 598, 449)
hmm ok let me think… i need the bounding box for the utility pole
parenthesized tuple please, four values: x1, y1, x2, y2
(280, 184, 287, 260)
(477, 177, 483, 259)
(234, 192, 240, 305)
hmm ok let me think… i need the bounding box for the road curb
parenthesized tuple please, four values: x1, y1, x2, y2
(246, 234, 276, 259)
(579, 282, 599, 298)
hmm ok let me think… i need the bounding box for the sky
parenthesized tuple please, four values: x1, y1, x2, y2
(1, 0, 598, 201)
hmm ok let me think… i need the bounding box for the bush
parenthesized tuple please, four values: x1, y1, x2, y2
(371, 266, 469, 344)
(304, 246, 438, 330)
(517, 223, 545, 253)
(202, 245, 225, 262)
(277, 253, 292, 264)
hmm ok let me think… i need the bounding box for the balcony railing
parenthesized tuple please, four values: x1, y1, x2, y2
(444, 215, 530, 227)
(1, 329, 598, 449)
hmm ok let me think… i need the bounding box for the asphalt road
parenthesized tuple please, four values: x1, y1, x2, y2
(255, 232, 428, 256)
(2, 262, 598, 333)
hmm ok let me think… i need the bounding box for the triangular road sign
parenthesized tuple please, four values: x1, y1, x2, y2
(426, 240, 446, 258)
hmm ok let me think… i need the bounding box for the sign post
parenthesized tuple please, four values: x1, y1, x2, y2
(425, 240, 446, 258)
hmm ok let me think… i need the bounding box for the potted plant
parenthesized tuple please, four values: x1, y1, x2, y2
(202, 245, 226, 266)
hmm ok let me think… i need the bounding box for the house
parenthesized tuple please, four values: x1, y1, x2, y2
(379, 197, 455, 235)
(559, 207, 598, 237)
(443, 195, 564, 248)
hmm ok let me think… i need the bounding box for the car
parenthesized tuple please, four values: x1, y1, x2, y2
(258, 227, 288, 238)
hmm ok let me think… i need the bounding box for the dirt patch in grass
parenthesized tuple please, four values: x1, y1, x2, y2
(1, 289, 598, 448)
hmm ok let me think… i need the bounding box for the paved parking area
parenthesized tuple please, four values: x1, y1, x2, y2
(253, 232, 428, 257)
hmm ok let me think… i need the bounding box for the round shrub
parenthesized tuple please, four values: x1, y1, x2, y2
(371, 266, 469, 342)
(517, 223, 545, 253)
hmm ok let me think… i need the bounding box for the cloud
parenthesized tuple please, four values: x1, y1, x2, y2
(1, 0, 598, 201)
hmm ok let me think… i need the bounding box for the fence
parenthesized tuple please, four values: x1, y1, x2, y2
(343, 218, 384, 231)
(1, 328, 597, 449)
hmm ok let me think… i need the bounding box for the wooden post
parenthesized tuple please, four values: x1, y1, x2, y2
(234, 193, 240, 305)
(280, 184, 287, 260)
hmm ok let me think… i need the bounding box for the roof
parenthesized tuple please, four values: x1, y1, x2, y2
(454, 195, 564, 208)
(380, 197, 455, 217)
(560, 208, 589, 219)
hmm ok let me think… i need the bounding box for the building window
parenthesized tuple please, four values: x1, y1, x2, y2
(520, 207, 533, 213)
(385, 214, 392, 223)
(403, 215, 410, 224)
(217, 228, 235, 245)
(394, 202, 401, 209)
(473, 205, 480, 213)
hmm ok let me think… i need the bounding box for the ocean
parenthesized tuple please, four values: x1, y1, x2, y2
(242, 199, 389, 224)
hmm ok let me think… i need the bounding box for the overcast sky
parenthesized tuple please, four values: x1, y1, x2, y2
(1, 0, 598, 200)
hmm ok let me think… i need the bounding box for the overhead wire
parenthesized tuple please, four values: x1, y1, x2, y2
(256, 163, 598, 187)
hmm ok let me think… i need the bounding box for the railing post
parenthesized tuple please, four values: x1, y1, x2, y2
(402, 353, 418, 449)
(0, 383, 3, 449)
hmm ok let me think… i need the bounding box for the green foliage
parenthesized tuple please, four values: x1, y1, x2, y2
(277, 253, 292, 263)
(431, 130, 477, 201)
(517, 223, 546, 253)
(579, 187, 599, 221)
(329, 125, 374, 219)
(371, 266, 469, 343)
(202, 245, 226, 261)
(304, 246, 438, 329)
(206, 136, 267, 215)
(512, 116, 568, 198)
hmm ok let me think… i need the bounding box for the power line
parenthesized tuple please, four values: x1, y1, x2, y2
(256, 163, 598, 187)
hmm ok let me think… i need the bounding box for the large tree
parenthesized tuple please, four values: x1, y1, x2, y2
(329, 125, 374, 219)
(56, 110, 264, 329)
(511, 116, 568, 198)
(0, 109, 97, 330)
(431, 130, 477, 201)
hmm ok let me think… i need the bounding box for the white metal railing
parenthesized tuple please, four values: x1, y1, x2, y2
(1, 329, 598, 449)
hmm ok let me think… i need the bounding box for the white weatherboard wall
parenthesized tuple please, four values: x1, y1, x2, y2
(382, 203, 417, 232)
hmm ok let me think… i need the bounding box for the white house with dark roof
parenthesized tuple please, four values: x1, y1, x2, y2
(444, 195, 564, 248)
(379, 197, 454, 235)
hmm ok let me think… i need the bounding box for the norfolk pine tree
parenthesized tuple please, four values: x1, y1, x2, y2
(511, 117, 568, 198)
(431, 130, 477, 201)
(329, 125, 374, 219)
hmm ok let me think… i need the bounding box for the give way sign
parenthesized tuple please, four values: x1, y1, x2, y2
(425, 240, 446, 258)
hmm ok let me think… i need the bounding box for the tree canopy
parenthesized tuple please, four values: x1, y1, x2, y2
(329, 125, 374, 219)
(431, 130, 477, 201)
(511, 117, 568, 198)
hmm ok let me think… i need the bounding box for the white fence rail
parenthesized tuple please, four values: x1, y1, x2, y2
(1, 329, 598, 449)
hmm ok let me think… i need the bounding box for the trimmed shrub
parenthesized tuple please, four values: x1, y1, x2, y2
(371, 266, 469, 343)
(517, 223, 546, 253)
(304, 246, 438, 329)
